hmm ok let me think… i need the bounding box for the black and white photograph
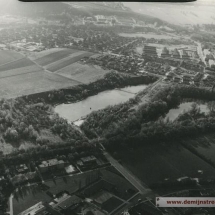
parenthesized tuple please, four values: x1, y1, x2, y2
(1, 0, 215, 214)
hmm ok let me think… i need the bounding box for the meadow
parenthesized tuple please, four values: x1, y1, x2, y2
(46, 52, 95, 72)
(56, 63, 109, 84)
(0, 50, 23, 66)
(0, 48, 96, 99)
(35, 49, 79, 66)
(0, 70, 79, 99)
(116, 143, 215, 186)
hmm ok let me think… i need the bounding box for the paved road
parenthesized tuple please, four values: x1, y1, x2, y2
(8, 194, 14, 215)
(103, 150, 152, 195)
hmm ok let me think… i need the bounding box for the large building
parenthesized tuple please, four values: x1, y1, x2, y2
(172, 48, 181, 59)
(161, 47, 171, 58)
(142, 45, 157, 57)
(39, 159, 65, 173)
(181, 50, 190, 60)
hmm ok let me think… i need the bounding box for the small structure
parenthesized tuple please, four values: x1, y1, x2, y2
(77, 156, 98, 170)
(51, 194, 82, 212)
(173, 76, 182, 83)
(16, 164, 28, 174)
(182, 75, 192, 85)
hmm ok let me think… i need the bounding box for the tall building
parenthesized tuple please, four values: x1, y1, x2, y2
(172, 48, 180, 59)
(161, 47, 171, 58)
(181, 50, 190, 60)
(142, 45, 157, 57)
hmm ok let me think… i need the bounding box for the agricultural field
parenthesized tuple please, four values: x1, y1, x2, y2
(28, 48, 66, 60)
(0, 49, 88, 99)
(0, 58, 35, 72)
(0, 70, 79, 99)
(116, 143, 215, 186)
(46, 52, 94, 72)
(56, 62, 109, 84)
(185, 134, 215, 165)
(0, 50, 23, 66)
(34, 49, 79, 66)
(30, 48, 95, 73)
(0, 65, 42, 79)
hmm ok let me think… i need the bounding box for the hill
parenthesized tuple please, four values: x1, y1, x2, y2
(0, 0, 166, 26)
(124, 2, 215, 25)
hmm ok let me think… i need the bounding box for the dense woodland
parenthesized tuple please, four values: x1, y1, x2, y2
(81, 85, 215, 151)
(1, 78, 215, 163)
(0, 72, 157, 161)
(0, 98, 87, 147)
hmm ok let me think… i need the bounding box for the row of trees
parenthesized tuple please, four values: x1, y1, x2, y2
(0, 98, 86, 147)
(23, 72, 157, 105)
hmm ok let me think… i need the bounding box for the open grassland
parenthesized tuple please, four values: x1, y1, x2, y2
(34, 49, 80, 66)
(28, 48, 66, 60)
(0, 70, 80, 99)
(184, 134, 215, 165)
(46, 52, 95, 72)
(56, 63, 109, 84)
(0, 50, 90, 99)
(0, 50, 23, 66)
(0, 65, 41, 79)
(116, 143, 215, 186)
(0, 58, 35, 72)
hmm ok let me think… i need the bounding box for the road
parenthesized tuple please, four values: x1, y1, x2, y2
(103, 150, 152, 195)
(8, 194, 14, 215)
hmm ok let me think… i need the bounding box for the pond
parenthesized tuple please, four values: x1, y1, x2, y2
(165, 102, 209, 121)
(54, 84, 149, 123)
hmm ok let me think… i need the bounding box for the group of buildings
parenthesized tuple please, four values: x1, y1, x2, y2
(83, 15, 136, 27)
(143, 45, 199, 60)
(16, 168, 139, 215)
(165, 70, 203, 85)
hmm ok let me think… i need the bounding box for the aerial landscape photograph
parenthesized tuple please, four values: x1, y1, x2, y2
(1, 0, 215, 214)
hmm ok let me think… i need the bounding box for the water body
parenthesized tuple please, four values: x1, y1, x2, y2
(55, 84, 148, 123)
(165, 102, 209, 121)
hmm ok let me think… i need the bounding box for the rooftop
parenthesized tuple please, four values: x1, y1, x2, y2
(39, 159, 64, 168)
(52, 195, 82, 210)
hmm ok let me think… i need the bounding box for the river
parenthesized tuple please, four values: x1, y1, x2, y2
(55, 84, 149, 124)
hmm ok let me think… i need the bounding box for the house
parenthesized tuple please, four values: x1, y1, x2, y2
(16, 164, 28, 174)
(39, 159, 65, 173)
(51, 195, 82, 212)
(173, 76, 182, 83)
(183, 75, 192, 85)
(18, 202, 48, 215)
(77, 156, 98, 170)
